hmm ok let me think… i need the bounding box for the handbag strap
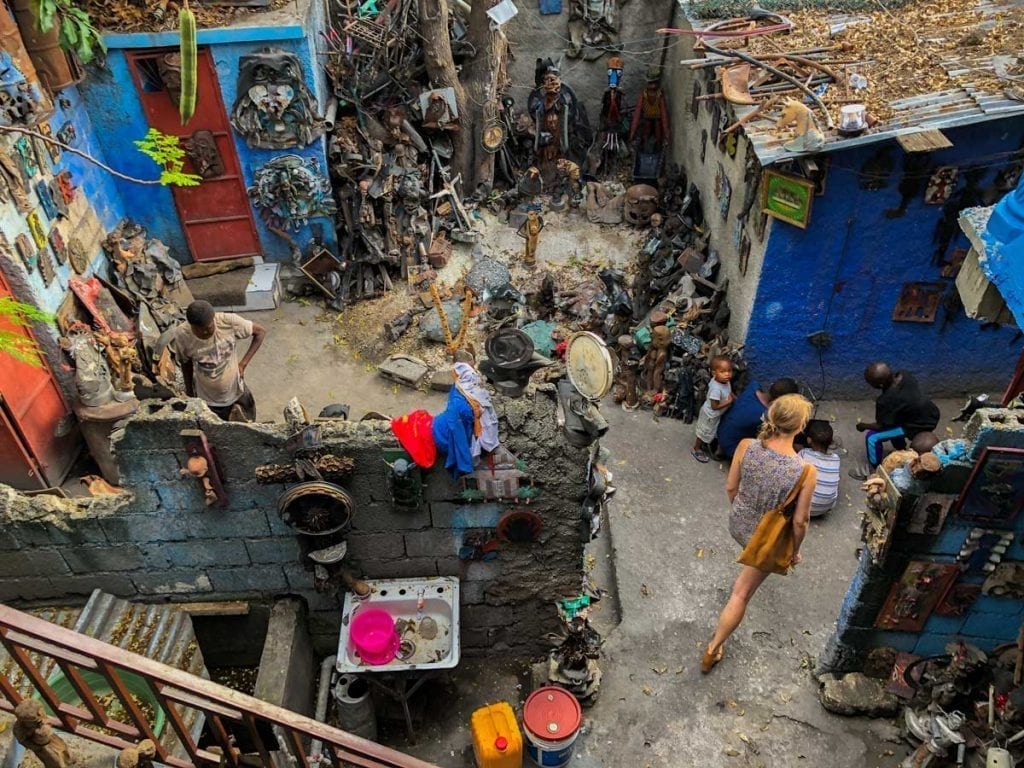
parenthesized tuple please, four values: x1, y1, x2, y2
(774, 464, 812, 515)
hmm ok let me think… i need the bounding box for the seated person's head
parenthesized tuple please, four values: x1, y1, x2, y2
(805, 419, 833, 452)
(864, 361, 893, 390)
(768, 378, 799, 402)
(910, 431, 939, 455)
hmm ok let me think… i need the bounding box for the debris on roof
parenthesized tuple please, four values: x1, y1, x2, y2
(674, 0, 1024, 164)
(81, 0, 291, 33)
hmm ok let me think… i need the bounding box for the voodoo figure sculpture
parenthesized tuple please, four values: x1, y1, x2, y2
(527, 58, 590, 188)
(248, 155, 337, 230)
(231, 48, 324, 149)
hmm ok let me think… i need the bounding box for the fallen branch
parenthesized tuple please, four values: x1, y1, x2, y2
(0, 124, 163, 185)
(701, 42, 836, 128)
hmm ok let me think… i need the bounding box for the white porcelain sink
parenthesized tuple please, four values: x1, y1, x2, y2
(336, 577, 460, 673)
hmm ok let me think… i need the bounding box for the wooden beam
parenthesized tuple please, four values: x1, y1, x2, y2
(896, 129, 953, 153)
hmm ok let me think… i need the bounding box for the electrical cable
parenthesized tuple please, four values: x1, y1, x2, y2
(812, 213, 856, 402)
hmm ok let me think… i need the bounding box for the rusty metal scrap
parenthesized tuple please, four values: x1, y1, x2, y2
(255, 454, 356, 484)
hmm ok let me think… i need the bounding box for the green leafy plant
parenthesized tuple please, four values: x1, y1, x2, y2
(0, 297, 54, 367)
(133, 129, 202, 187)
(31, 0, 107, 65)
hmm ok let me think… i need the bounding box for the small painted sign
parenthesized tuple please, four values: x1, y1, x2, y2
(761, 169, 814, 229)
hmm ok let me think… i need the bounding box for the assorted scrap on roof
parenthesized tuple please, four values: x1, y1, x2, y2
(80, 0, 289, 32)
(670, 0, 1024, 164)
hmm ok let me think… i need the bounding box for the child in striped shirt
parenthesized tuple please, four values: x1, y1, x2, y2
(798, 420, 841, 517)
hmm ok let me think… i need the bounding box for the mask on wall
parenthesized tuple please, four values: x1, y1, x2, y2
(248, 154, 336, 230)
(231, 48, 324, 149)
(0, 51, 49, 127)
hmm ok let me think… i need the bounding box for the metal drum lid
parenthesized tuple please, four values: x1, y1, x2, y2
(523, 686, 582, 740)
(565, 331, 614, 400)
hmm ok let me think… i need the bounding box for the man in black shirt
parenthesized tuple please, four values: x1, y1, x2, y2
(854, 361, 940, 471)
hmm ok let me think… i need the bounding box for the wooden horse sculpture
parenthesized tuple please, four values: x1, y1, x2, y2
(777, 99, 824, 153)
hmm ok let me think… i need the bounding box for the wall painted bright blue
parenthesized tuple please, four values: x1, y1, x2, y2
(742, 118, 1024, 398)
(0, 84, 125, 313)
(78, 2, 336, 265)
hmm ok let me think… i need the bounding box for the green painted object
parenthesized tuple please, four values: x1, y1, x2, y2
(40, 670, 167, 738)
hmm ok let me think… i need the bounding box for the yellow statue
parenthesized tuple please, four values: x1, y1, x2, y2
(517, 210, 545, 267)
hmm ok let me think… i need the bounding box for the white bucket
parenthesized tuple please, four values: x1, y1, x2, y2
(524, 725, 580, 767)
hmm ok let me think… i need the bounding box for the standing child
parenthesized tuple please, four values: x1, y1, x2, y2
(692, 356, 735, 463)
(798, 420, 841, 517)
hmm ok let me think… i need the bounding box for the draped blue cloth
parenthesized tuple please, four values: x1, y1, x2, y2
(432, 387, 476, 478)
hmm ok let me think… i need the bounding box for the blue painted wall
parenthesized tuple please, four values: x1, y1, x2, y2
(822, 410, 1024, 672)
(742, 118, 1024, 398)
(78, 2, 336, 265)
(0, 84, 125, 313)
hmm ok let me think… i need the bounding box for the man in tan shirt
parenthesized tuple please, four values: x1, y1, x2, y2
(171, 300, 266, 421)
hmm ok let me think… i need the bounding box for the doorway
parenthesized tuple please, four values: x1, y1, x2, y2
(127, 48, 262, 262)
(0, 271, 79, 489)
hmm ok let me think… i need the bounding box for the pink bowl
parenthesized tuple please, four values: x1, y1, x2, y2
(358, 632, 400, 666)
(350, 609, 398, 661)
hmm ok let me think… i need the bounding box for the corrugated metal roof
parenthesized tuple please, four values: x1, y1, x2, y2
(682, 1, 1024, 164)
(0, 590, 208, 756)
(737, 61, 1024, 164)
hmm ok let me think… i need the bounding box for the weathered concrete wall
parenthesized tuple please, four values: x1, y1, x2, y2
(505, 0, 672, 124)
(663, 30, 772, 346)
(821, 408, 1024, 673)
(0, 391, 588, 657)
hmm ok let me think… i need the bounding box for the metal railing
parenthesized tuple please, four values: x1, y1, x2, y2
(0, 604, 437, 768)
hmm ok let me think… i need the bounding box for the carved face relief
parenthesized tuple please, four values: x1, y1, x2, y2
(542, 73, 562, 95)
(231, 48, 323, 149)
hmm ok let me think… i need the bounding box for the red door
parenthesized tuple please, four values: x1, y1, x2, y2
(127, 49, 262, 262)
(0, 271, 79, 488)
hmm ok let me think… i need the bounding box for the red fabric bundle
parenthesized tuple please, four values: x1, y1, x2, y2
(390, 410, 437, 468)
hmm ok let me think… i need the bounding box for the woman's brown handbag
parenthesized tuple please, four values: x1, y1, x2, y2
(737, 465, 811, 575)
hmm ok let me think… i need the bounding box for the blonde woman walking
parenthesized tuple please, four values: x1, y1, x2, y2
(702, 394, 817, 674)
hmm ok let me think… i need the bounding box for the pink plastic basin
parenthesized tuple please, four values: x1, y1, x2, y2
(350, 609, 398, 664)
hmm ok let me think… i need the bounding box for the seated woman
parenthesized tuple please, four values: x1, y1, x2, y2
(432, 362, 500, 477)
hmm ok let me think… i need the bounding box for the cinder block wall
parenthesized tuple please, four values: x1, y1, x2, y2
(820, 408, 1024, 673)
(0, 393, 589, 656)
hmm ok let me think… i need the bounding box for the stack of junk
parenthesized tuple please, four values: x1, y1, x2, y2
(60, 220, 194, 485)
(368, 160, 739, 441)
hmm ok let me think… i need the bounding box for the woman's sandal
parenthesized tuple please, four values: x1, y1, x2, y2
(701, 644, 724, 674)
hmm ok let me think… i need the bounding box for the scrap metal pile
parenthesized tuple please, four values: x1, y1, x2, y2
(60, 221, 191, 411)
(320, 0, 490, 303)
(607, 167, 743, 421)
(891, 641, 1024, 767)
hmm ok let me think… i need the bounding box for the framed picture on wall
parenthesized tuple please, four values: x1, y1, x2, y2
(874, 560, 960, 632)
(761, 169, 814, 229)
(955, 447, 1024, 524)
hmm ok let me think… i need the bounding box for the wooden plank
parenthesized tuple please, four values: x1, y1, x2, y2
(896, 129, 954, 152)
(177, 602, 251, 617)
